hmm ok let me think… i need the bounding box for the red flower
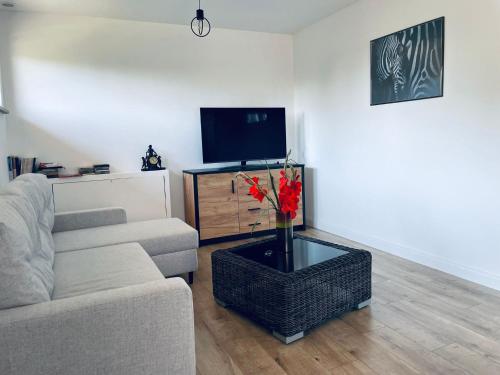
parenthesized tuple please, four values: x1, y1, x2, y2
(246, 177, 267, 203)
(278, 173, 302, 219)
(243, 169, 301, 219)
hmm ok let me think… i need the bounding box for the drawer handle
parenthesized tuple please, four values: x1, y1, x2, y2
(231, 180, 235, 194)
(247, 208, 261, 212)
(249, 222, 262, 226)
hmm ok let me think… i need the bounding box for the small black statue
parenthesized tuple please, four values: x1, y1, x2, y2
(141, 145, 166, 171)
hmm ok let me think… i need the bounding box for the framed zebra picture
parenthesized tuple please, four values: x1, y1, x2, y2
(370, 17, 444, 106)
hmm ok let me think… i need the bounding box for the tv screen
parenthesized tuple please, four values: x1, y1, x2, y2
(200, 108, 287, 164)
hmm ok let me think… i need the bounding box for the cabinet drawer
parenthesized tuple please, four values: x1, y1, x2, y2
(238, 184, 269, 202)
(239, 199, 269, 213)
(240, 215, 270, 233)
(240, 202, 270, 233)
(237, 171, 269, 188)
(240, 222, 270, 234)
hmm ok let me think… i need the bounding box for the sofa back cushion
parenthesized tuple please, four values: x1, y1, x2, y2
(5, 173, 55, 230)
(0, 196, 52, 309)
(4, 174, 56, 279)
(0, 174, 56, 309)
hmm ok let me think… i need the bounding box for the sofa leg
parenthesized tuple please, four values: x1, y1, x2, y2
(188, 272, 194, 285)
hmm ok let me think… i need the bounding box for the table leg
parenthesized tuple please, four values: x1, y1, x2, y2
(356, 299, 371, 310)
(272, 331, 304, 344)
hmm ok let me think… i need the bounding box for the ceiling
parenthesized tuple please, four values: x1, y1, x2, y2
(0, 0, 358, 34)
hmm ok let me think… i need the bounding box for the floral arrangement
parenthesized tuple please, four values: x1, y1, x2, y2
(237, 151, 302, 220)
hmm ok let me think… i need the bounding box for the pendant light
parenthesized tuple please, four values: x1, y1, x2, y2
(191, 0, 211, 37)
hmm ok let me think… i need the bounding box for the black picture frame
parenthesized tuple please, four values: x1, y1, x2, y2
(370, 17, 445, 106)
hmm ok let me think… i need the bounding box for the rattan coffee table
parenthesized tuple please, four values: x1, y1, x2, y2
(211, 234, 372, 344)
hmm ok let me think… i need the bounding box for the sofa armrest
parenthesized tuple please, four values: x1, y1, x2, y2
(52, 207, 128, 232)
(0, 278, 195, 375)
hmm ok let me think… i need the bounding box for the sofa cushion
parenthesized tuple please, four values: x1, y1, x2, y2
(0, 197, 52, 309)
(52, 243, 164, 300)
(0, 174, 56, 293)
(2, 174, 55, 230)
(0, 193, 41, 253)
(4, 195, 55, 296)
(0, 177, 56, 297)
(53, 218, 199, 256)
(151, 249, 198, 277)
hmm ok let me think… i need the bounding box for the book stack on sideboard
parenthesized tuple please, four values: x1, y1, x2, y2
(7, 156, 37, 181)
(38, 162, 64, 179)
(93, 164, 110, 174)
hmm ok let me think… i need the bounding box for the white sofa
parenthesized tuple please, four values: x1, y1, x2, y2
(0, 174, 197, 375)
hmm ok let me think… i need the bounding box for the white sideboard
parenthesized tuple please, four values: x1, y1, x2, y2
(50, 171, 171, 222)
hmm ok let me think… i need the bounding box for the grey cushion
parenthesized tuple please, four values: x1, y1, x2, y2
(3, 175, 56, 277)
(0, 198, 51, 309)
(53, 218, 199, 257)
(0, 174, 56, 300)
(151, 249, 198, 277)
(52, 243, 164, 300)
(0, 193, 41, 252)
(53, 208, 128, 233)
(3, 173, 55, 230)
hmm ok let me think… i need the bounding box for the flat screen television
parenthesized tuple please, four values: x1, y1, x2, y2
(200, 107, 287, 164)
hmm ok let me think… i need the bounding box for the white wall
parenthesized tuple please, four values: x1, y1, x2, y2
(295, 0, 500, 290)
(2, 13, 294, 217)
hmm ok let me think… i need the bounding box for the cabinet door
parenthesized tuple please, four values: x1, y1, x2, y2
(109, 176, 167, 221)
(53, 175, 167, 222)
(198, 173, 240, 240)
(53, 180, 112, 212)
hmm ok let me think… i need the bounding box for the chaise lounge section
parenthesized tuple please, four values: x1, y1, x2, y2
(52, 210, 199, 281)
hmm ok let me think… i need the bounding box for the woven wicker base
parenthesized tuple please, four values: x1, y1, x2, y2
(212, 235, 372, 343)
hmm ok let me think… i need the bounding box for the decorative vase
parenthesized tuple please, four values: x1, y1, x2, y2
(276, 212, 293, 253)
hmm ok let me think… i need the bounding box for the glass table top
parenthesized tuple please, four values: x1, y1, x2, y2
(232, 237, 349, 273)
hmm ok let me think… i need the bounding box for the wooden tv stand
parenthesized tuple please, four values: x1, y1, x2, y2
(183, 164, 305, 245)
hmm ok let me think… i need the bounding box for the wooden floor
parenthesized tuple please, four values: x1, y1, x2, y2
(190, 228, 500, 375)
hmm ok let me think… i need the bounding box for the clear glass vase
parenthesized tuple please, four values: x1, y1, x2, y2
(276, 212, 293, 253)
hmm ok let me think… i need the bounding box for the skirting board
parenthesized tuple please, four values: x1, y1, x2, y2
(314, 222, 500, 292)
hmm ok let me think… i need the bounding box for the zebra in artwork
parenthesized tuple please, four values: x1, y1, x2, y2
(371, 17, 444, 105)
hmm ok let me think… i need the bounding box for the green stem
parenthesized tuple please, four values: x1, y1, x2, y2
(265, 160, 281, 213)
(236, 172, 279, 211)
